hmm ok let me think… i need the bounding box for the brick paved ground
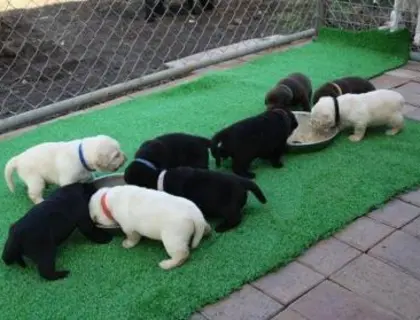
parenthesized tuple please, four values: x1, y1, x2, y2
(2, 40, 420, 320)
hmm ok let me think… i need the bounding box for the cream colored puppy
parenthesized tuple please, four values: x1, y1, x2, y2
(4, 135, 126, 204)
(89, 185, 212, 270)
(310, 89, 405, 142)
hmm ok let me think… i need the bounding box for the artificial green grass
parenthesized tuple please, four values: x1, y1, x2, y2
(0, 27, 417, 320)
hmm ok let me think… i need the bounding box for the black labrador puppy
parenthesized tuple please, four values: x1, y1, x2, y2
(125, 133, 211, 176)
(265, 72, 312, 112)
(210, 108, 298, 179)
(312, 76, 376, 105)
(124, 164, 267, 232)
(2, 182, 113, 281)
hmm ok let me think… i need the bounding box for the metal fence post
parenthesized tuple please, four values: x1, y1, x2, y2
(314, 0, 326, 39)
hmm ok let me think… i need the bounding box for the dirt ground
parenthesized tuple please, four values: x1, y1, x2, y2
(0, 0, 315, 119)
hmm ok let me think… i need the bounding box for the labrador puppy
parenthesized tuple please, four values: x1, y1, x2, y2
(4, 135, 126, 204)
(89, 185, 211, 270)
(125, 133, 210, 176)
(312, 76, 376, 105)
(310, 89, 405, 142)
(124, 164, 267, 232)
(2, 182, 113, 281)
(210, 109, 298, 179)
(265, 72, 312, 112)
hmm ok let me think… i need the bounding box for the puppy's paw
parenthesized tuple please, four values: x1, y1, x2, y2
(348, 134, 363, 142)
(385, 128, 401, 136)
(122, 239, 137, 249)
(43, 270, 70, 281)
(270, 161, 283, 169)
(159, 259, 184, 270)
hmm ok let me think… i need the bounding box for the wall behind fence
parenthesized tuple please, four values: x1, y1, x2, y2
(0, 0, 316, 122)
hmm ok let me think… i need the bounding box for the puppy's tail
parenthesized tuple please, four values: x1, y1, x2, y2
(210, 130, 226, 168)
(2, 225, 22, 266)
(239, 178, 267, 204)
(191, 218, 210, 249)
(4, 156, 18, 193)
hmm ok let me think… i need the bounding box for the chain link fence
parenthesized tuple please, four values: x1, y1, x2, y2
(0, 0, 316, 129)
(1, 0, 419, 132)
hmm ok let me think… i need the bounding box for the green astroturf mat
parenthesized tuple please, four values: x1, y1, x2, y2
(0, 27, 418, 320)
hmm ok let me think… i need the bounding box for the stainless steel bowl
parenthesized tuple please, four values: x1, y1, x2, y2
(287, 111, 339, 153)
(92, 173, 126, 229)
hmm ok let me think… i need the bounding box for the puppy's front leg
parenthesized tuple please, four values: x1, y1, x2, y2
(349, 124, 367, 142)
(122, 232, 141, 249)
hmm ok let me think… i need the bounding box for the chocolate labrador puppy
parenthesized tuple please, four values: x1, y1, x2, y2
(265, 72, 312, 112)
(312, 76, 376, 105)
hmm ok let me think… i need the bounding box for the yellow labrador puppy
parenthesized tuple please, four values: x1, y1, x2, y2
(89, 185, 212, 270)
(4, 135, 126, 204)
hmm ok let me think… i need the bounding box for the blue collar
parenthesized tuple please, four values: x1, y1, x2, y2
(78, 143, 95, 172)
(134, 158, 157, 170)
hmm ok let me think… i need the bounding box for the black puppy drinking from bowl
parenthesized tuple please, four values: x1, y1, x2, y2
(312, 76, 376, 105)
(125, 133, 211, 176)
(265, 72, 313, 112)
(2, 182, 113, 281)
(124, 164, 267, 232)
(210, 108, 298, 179)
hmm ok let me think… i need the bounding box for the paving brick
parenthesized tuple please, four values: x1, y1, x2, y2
(369, 230, 420, 279)
(331, 254, 420, 320)
(298, 238, 360, 276)
(201, 285, 283, 320)
(402, 61, 420, 72)
(402, 216, 420, 238)
(334, 217, 394, 251)
(190, 313, 208, 320)
(387, 69, 420, 79)
(400, 189, 420, 207)
(404, 107, 420, 121)
(394, 82, 420, 107)
(290, 280, 400, 320)
(271, 309, 308, 320)
(371, 74, 409, 89)
(252, 262, 324, 305)
(368, 199, 420, 228)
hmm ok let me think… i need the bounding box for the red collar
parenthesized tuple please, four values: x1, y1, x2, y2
(100, 193, 114, 221)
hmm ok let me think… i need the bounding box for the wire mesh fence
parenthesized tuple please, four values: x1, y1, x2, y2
(0, 0, 316, 121)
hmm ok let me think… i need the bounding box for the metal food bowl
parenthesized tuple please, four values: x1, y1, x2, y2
(92, 173, 126, 230)
(287, 111, 339, 153)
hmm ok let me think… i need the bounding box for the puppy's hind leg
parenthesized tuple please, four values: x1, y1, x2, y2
(232, 156, 255, 179)
(27, 246, 69, 281)
(23, 175, 45, 204)
(215, 208, 242, 233)
(159, 229, 190, 270)
(386, 113, 404, 136)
